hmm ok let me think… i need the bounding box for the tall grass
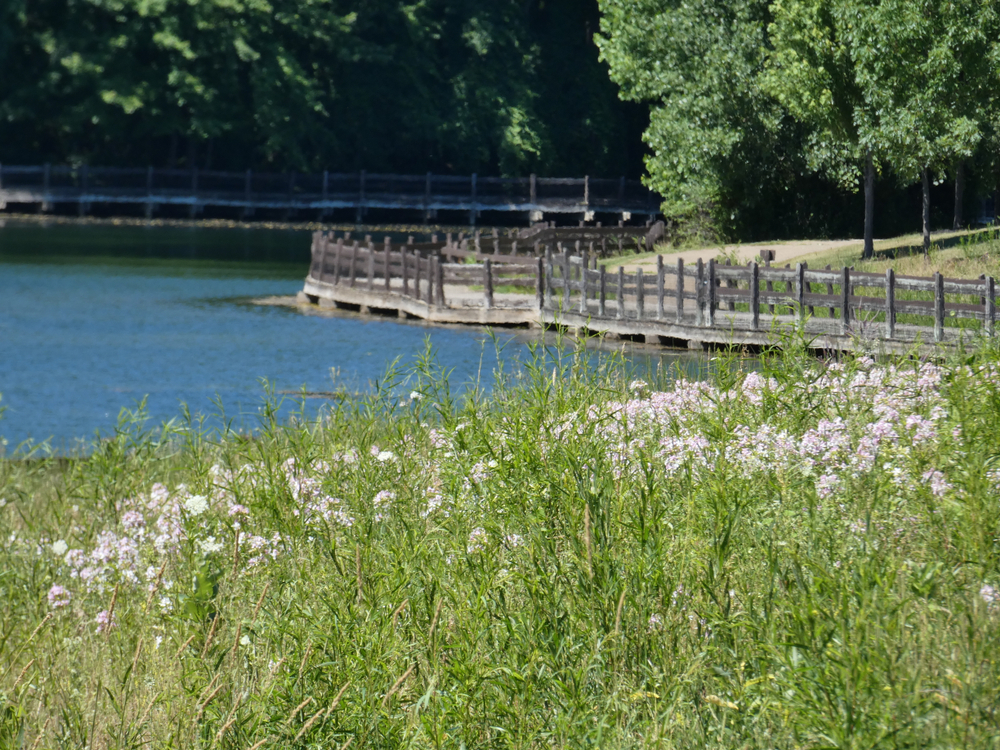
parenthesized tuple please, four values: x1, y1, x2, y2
(2, 339, 1000, 748)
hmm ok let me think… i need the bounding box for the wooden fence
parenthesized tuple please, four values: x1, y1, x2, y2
(0, 164, 658, 221)
(305, 230, 996, 347)
(543, 252, 999, 343)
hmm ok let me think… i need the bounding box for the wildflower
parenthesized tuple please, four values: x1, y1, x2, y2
(197, 536, 224, 554)
(647, 613, 663, 631)
(816, 474, 840, 499)
(981, 584, 998, 612)
(158, 596, 173, 613)
(240, 634, 251, 646)
(922, 469, 952, 498)
(47, 585, 71, 608)
(121, 511, 146, 531)
(373, 490, 396, 507)
(228, 504, 250, 517)
(50, 539, 68, 557)
(409, 391, 423, 401)
(95, 609, 117, 633)
(183, 495, 209, 516)
(467, 527, 487, 554)
(504, 533, 524, 548)
(376, 451, 396, 463)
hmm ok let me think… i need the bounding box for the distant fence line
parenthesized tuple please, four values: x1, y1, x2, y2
(0, 164, 659, 224)
(302, 229, 999, 352)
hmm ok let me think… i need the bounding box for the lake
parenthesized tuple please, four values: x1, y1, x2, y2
(0, 219, 704, 451)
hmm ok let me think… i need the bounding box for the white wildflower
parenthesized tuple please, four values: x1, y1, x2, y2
(184, 495, 209, 516)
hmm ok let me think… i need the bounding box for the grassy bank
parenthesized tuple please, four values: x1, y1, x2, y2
(3, 341, 1000, 748)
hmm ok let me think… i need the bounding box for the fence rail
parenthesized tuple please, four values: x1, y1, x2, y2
(302, 231, 993, 350)
(0, 163, 659, 222)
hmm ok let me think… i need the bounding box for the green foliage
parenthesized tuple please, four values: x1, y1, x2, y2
(0, 0, 644, 178)
(597, 0, 785, 232)
(3, 344, 1000, 746)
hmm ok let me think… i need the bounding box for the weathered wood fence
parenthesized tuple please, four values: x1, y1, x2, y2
(303, 231, 995, 350)
(543, 252, 998, 344)
(0, 164, 658, 222)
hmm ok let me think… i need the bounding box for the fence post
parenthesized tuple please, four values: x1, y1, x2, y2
(366, 241, 375, 291)
(317, 234, 329, 282)
(636, 268, 645, 319)
(795, 263, 806, 320)
(530, 173, 537, 205)
(657, 255, 665, 319)
(765, 259, 774, 314)
(987, 276, 995, 337)
(885, 268, 895, 339)
(706, 259, 716, 327)
(563, 251, 571, 305)
(751, 261, 760, 330)
(426, 255, 435, 305)
(617, 267, 625, 319)
(840, 267, 850, 334)
(825, 265, 836, 318)
(334, 239, 344, 285)
(615, 266, 626, 319)
(934, 271, 945, 342)
(803, 262, 815, 317)
(676, 258, 685, 323)
(583, 175, 589, 208)
(536, 256, 545, 310)
(384, 237, 392, 292)
(349, 242, 359, 287)
(484, 258, 494, 309)
(436, 254, 445, 307)
(415, 250, 423, 299)
(401, 247, 409, 296)
(545, 246, 554, 308)
(696, 259, 704, 327)
(599, 266, 607, 317)
(580, 264, 588, 314)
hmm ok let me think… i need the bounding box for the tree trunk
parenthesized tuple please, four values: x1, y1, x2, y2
(922, 167, 931, 258)
(953, 161, 964, 230)
(863, 150, 875, 259)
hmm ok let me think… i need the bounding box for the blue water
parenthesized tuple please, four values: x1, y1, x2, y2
(0, 220, 703, 451)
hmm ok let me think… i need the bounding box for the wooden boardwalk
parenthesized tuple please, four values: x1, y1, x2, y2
(300, 230, 998, 353)
(0, 164, 657, 224)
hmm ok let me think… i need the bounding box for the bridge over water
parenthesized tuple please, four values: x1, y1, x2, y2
(0, 164, 659, 225)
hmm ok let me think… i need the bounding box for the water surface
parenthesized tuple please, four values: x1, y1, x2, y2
(0, 221, 704, 451)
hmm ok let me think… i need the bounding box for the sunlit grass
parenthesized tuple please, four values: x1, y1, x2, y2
(3, 340, 1000, 747)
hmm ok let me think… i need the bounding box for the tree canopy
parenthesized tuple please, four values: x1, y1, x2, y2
(0, 0, 647, 177)
(599, 0, 1000, 242)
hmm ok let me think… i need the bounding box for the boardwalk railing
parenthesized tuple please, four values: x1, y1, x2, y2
(304, 231, 995, 349)
(0, 164, 658, 221)
(543, 253, 998, 344)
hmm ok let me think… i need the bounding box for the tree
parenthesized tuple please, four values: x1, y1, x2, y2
(854, 0, 998, 255)
(762, 0, 888, 258)
(596, 0, 806, 239)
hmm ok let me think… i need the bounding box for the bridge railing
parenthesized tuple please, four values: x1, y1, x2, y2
(0, 164, 657, 212)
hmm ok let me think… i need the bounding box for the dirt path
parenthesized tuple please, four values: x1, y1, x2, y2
(623, 238, 860, 271)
